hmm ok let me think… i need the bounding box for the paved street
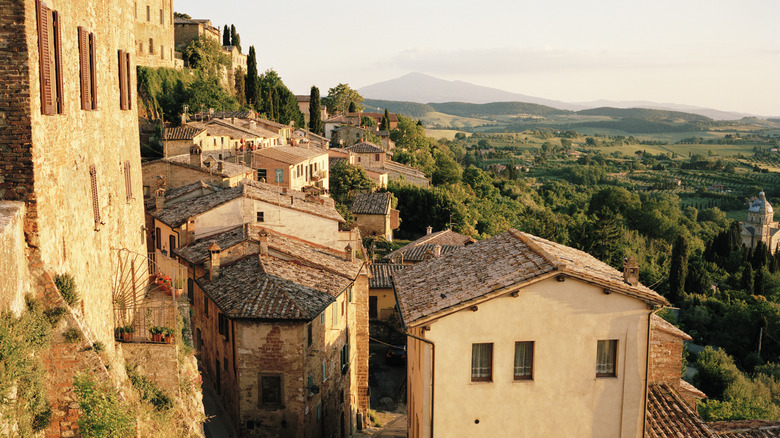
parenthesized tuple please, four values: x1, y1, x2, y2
(357, 340, 407, 437)
(201, 374, 236, 438)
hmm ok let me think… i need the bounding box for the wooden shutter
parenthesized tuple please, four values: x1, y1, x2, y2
(89, 32, 97, 109)
(89, 165, 101, 230)
(53, 11, 64, 114)
(126, 53, 132, 110)
(118, 50, 127, 110)
(124, 161, 132, 202)
(78, 27, 90, 110)
(36, 0, 53, 115)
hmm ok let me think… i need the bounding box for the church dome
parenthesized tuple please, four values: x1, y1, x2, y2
(749, 191, 773, 213)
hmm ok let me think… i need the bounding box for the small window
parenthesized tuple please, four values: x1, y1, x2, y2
(256, 212, 264, 222)
(321, 360, 326, 382)
(307, 323, 312, 347)
(146, 5, 150, 21)
(155, 227, 161, 250)
(168, 234, 176, 253)
(203, 293, 209, 317)
(259, 375, 282, 408)
(316, 403, 321, 421)
(78, 28, 97, 111)
(159, 8, 164, 24)
(257, 169, 267, 181)
(149, 38, 153, 54)
(513, 341, 534, 380)
(597, 340, 618, 377)
(274, 168, 283, 183)
(375, 154, 380, 161)
(160, 45, 164, 59)
(320, 312, 325, 324)
(340, 343, 349, 372)
(218, 313, 230, 342)
(471, 343, 492, 382)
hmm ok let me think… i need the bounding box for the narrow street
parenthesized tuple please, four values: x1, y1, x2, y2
(356, 340, 407, 437)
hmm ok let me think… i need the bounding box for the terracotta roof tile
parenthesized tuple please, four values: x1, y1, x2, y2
(351, 192, 391, 215)
(709, 420, 780, 437)
(646, 383, 716, 438)
(163, 126, 205, 140)
(369, 264, 406, 289)
(652, 314, 693, 341)
(384, 229, 475, 261)
(347, 142, 385, 154)
(252, 145, 326, 165)
(164, 154, 254, 178)
(393, 229, 667, 326)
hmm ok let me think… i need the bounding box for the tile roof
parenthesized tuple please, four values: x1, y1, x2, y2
(393, 229, 667, 326)
(191, 111, 254, 120)
(369, 264, 406, 289)
(390, 244, 460, 263)
(252, 145, 326, 165)
(175, 225, 362, 279)
(652, 314, 693, 340)
(153, 180, 344, 228)
(196, 255, 350, 320)
(164, 154, 254, 178)
(646, 383, 716, 438)
(384, 229, 475, 261)
(709, 420, 780, 437)
(324, 115, 360, 124)
(163, 126, 205, 141)
(188, 119, 279, 140)
(351, 192, 391, 215)
(144, 180, 220, 210)
(347, 142, 385, 154)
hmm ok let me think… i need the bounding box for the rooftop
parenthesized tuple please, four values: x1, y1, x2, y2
(144, 180, 220, 210)
(153, 179, 344, 228)
(369, 263, 406, 289)
(347, 142, 385, 154)
(351, 192, 392, 215)
(252, 145, 327, 165)
(187, 119, 279, 140)
(393, 229, 667, 326)
(158, 154, 254, 178)
(384, 229, 475, 261)
(196, 254, 350, 320)
(163, 126, 205, 141)
(646, 383, 715, 438)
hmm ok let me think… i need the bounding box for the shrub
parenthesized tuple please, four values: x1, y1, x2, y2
(92, 341, 104, 353)
(126, 365, 173, 411)
(44, 306, 67, 325)
(54, 273, 79, 306)
(73, 373, 136, 438)
(63, 328, 82, 343)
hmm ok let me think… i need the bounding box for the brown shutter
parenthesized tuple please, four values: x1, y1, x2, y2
(53, 11, 64, 114)
(126, 52, 132, 110)
(36, 0, 53, 115)
(124, 161, 132, 202)
(78, 27, 90, 110)
(118, 50, 127, 110)
(89, 32, 98, 109)
(89, 165, 101, 230)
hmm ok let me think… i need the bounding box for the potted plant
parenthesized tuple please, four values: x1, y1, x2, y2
(121, 325, 134, 342)
(163, 327, 175, 343)
(149, 326, 165, 342)
(174, 278, 185, 298)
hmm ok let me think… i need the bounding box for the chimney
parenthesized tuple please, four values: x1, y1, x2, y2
(155, 188, 166, 212)
(426, 226, 433, 235)
(345, 244, 354, 262)
(623, 256, 639, 286)
(249, 120, 256, 130)
(217, 162, 223, 172)
(208, 242, 221, 280)
(259, 229, 269, 255)
(190, 144, 202, 167)
(231, 117, 236, 125)
(433, 244, 442, 257)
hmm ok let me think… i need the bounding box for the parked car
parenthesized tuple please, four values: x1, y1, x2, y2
(385, 345, 406, 365)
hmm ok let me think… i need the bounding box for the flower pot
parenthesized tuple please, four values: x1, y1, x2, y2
(174, 288, 184, 298)
(151, 333, 163, 342)
(121, 332, 133, 342)
(164, 335, 174, 344)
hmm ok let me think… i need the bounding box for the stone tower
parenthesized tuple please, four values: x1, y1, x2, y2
(741, 191, 780, 253)
(0, 0, 147, 349)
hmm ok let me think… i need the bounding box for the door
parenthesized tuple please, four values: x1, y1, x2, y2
(369, 296, 378, 319)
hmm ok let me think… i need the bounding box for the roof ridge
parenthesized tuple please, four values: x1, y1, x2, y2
(509, 229, 566, 271)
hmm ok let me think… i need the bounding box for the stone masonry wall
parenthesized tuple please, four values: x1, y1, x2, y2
(0, 202, 31, 315)
(134, 0, 175, 68)
(649, 327, 685, 388)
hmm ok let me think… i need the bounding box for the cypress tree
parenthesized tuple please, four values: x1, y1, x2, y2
(245, 46, 259, 111)
(743, 263, 754, 292)
(231, 25, 240, 52)
(755, 268, 766, 295)
(223, 25, 230, 46)
(669, 234, 689, 303)
(380, 108, 391, 131)
(309, 86, 323, 134)
(266, 88, 275, 121)
(348, 101, 356, 113)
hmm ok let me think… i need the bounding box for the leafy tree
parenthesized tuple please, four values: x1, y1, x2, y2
(182, 36, 230, 76)
(230, 24, 240, 52)
(173, 12, 190, 19)
(245, 46, 259, 110)
(330, 161, 375, 204)
(258, 69, 304, 127)
(431, 151, 462, 186)
(309, 86, 323, 134)
(669, 234, 689, 303)
(222, 25, 230, 46)
(380, 108, 391, 131)
(694, 346, 741, 400)
(360, 116, 376, 128)
(323, 83, 364, 115)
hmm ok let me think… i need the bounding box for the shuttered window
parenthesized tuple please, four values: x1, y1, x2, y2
(36, 1, 64, 115)
(124, 161, 132, 202)
(78, 27, 97, 111)
(118, 50, 128, 110)
(89, 165, 101, 230)
(52, 11, 64, 113)
(125, 52, 132, 110)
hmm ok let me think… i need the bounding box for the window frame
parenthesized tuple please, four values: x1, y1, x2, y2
(218, 313, 230, 342)
(256, 211, 264, 223)
(470, 343, 493, 382)
(596, 339, 618, 378)
(258, 374, 283, 409)
(513, 341, 534, 381)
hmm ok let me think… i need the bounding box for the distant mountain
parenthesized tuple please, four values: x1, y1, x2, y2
(359, 73, 755, 121)
(577, 107, 712, 123)
(358, 73, 586, 111)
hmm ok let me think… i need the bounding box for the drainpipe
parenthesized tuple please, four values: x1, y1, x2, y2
(405, 330, 435, 438)
(642, 305, 663, 438)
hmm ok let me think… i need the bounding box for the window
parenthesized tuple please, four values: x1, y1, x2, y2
(513, 341, 534, 380)
(307, 373, 314, 394)
(155, 227, 161, 250)
(134, 2, 137, 18)
(160, 45, 164, 60)
(159, 8, 164, 24)
(123, 161, 132, 202)
(36, 1, 64, 115)
(116, 51, 132, 110)
(331, 302, 338, 327)
(223, 357, 228, 371)
(168, 234, 176, 253)
(340, 343, 349, 372)
(597, 340, 618, 377)
(375, 154, 380, 161)
(148, 38, 154, 54)
(259, 375, 282, 408)
(203, 293, 209, 317)
(218, 313, 230, 342)
(316, 403, 321, 421)
(320, 312, 325, 324)
(146, 5, 150, 21)
(349, 286, 353, 303)
(321, 360, 326, 382)
(274, 169, 283, 183)
(471, 343, 493, 382)
(307, 323, 312, 347)
(78, 27, 97, 110)
(89, 165, 101, 230)
(256, 212, 264, 222)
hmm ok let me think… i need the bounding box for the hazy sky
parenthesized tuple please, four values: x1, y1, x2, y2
(183, 0, 780, 116)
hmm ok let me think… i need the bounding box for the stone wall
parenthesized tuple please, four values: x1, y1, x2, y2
(123, 343, 180, 399)
(134, 0, 175, 68)
(0, 202, 31, 315)
(354, 213, 391, 240)
(649, 318, 689, 388)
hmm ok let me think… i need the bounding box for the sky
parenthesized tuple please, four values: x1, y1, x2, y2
(183, 0, 780, 116)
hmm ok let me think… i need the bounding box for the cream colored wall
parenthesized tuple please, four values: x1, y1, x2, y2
(369, 287, 396, 320)
(408, 277, 650, 438)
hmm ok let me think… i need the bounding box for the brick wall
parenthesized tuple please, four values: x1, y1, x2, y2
(649, 316, 690, 389)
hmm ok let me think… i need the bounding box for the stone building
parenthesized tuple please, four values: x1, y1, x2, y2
(350, 192, 400, 241)
(174, 225, 370, 437)
(368, 263, 405, 321)
(173, 17, 219, 50)
(251, 146, 330, 192)
(222, 44, 246, 88)
(141, 149, 256, 194)
(133, 0, 176, 67)
(741, 191, 780, 254)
